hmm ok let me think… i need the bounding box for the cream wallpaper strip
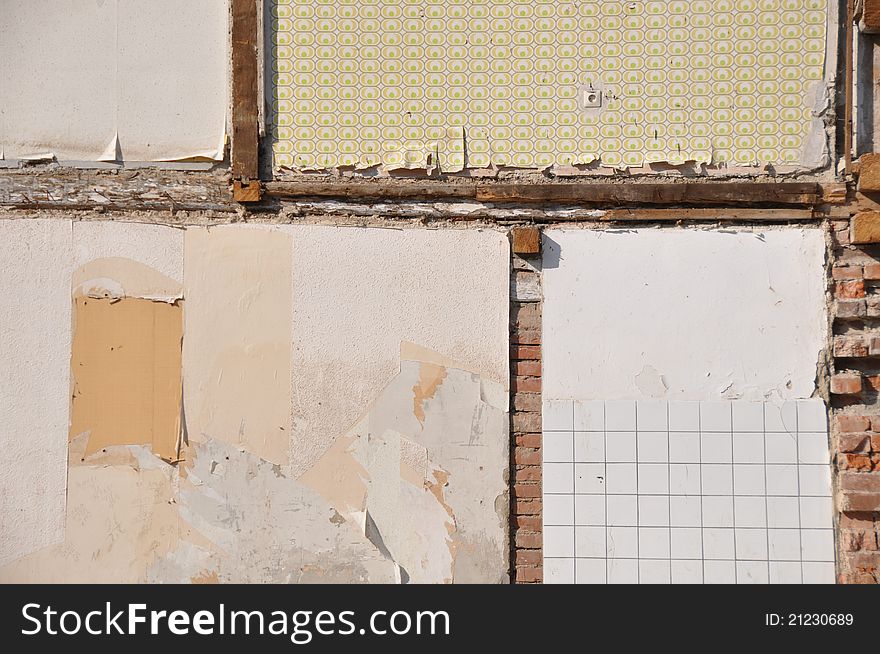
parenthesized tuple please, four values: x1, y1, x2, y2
(270, 0, 828, 171)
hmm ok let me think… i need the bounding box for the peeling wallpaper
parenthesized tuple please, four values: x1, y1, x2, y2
(0, 221, 509, 584)
(0, 0, 228, 162)
(270, 0, 828, 171)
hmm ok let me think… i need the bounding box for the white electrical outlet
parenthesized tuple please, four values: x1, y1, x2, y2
(580, 87, 602, 109)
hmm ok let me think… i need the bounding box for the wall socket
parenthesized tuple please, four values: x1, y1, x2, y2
(580, 87, 602, 109)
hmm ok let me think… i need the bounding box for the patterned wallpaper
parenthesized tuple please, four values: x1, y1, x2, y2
(269, 0, 828, 171)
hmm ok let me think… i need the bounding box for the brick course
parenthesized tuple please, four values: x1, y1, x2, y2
(509, 240, 543, 584)
(830, 219, 880, 583)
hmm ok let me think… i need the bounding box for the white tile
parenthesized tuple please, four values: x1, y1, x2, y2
(733, 432, 764, 463)
(701, 401, 732, 432)
(732, 401, 765, 432)
(736, 561, 769, 584)
(670, 528, 702, 559)
(801, 529, 835, 562)
(606, 558, 639, 584)
(797, 432, 830, 465)
(797, 399, 827, 432)
(769, 560, 802, 584)
(672, 559, 703, 583)
(704, 560, 737, 584)
(606, 432, 636, 462)
(575, 558, 607, 584)
(544, 558, 575, 584)
(701, 464, 733, 495)
(637, 431, 668, 463)
(543, 399, 573, 431)
(574, 400, 605, 431)
(575, 463, 606, 494)
(575, 526, 606, 558)
(735, 528, 769, 560)
(765, 465, 799, 496)
(544, 462, 575, 494)
(768, 529, 801, 561)
(638, 496, 670, 526)
(799, 465, 832, 497)
(701, 433, 732, 463)
(544, 494, 575, 526)
(637, 400, 668, 431)
(733, 464, 766, 496)
(669, 431, 701, 463)
(764, 401, 797, 433)
(605, 463, 637, 494)
(543, 432, 573, 463)
(734, 496, 767, 528)
(639, 559, 671, 584)
(703, 528, 735, 559)
(606, 495, 638, 526)
(639, 527, 670, 558)
(670, 496, 703, 527)
(544, 526, 575, 557)
(767, 496, 800, 528)
(605, 400, 637, 431)
(638, 463, 669, 494)
(669, 463, 701, 495)
(574, 495, 606, 526)
(802, 561, 836, 584)
(702, 496, 734, 528)
(574, 433, 604, 463)
(669, 401, 700, 431)
(799, 496, 833, 530)
(607, 526, 639, 558)
(765, 432, 798, 464)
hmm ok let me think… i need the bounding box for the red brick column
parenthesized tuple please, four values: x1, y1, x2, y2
(509, 227, 543, 583)
(829, 218, 880, 583)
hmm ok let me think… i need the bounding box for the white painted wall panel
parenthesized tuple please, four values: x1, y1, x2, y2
(0, 219, 73, 566)
(542, 229, 827, 402)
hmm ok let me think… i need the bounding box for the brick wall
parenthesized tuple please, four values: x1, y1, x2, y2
(829, 218, 880, 583)
(510, 228, 543, 583)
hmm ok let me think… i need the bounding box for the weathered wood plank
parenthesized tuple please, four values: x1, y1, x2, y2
(231, 0, 260, 182)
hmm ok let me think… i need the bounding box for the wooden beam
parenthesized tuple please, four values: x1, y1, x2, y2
(263, 180, 478, 201)
(231, 0, 260, 183)
(264, 180, 821, 207)
(475, 182, 820, 205)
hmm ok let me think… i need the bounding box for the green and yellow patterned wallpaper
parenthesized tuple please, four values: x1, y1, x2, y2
(270, 0, 828, 171)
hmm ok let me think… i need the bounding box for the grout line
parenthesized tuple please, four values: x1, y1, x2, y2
(634, 401, 639, 584)
(667, 402, 672, 584)
(699, 403, 705, 585)
(731, 403, 737, 584)
(795, 404, 804, 584)
(763, 404, 771, 582)
(603, 401, 608, 584)
(572, 401, 576, 583)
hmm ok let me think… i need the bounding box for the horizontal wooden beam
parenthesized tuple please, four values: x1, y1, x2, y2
(263, 180, 477, 201)
(264, 180, 822, 207)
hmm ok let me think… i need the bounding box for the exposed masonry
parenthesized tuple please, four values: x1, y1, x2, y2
(828, 218, 880, 583)
(510, 241, 543, 584)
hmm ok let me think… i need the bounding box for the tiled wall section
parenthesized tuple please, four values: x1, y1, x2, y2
(542, 399, 834, 584)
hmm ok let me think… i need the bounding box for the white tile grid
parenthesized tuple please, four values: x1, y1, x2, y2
(543, 400, 835, 584)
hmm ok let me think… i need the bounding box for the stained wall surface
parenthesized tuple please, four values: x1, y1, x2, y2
(0, 221, 509, 584)
(0, 1, 228, 162)
(270, 0, 829, 171)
